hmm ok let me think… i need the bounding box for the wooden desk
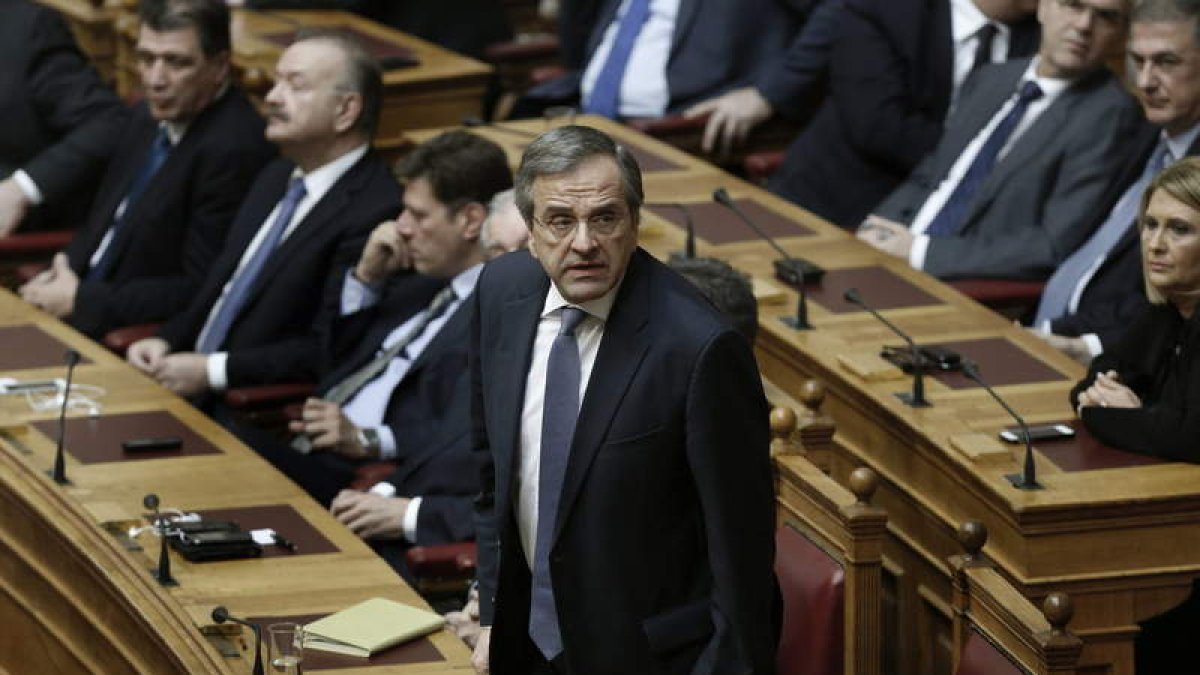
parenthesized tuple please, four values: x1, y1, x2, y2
(410, 115, 1198, 675)
(0, 294, 471, 673)
(106, 8, 492, 146)
(33, 0, 124, 86)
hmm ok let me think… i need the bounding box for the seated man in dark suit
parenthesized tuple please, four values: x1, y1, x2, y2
(768, 0, 1040, 228)
(126, 30, 397, 408)
(515, 0, 803, 120)
(857, 0, 1143, 280)
(1031, 0, 1200, 362)
(0, 0, 127, 236)
(18, 0, 274, 339)
(248, 132, 513, 578)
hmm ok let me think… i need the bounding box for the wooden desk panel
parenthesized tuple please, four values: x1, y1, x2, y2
(0, 291, 471, 673)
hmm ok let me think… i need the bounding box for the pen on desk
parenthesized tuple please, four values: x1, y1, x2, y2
(272, 532, 297, 552)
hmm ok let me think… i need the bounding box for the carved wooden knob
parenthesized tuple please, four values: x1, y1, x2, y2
(957, 520, 988, 556)
(769, 406, 797, 439)
(1043, 592, 1073, 632)
(848, 467, 877, 504)
(799, 380, 826, 412)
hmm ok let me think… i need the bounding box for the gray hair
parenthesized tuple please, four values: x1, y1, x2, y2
(293, 29, 383, 139)
(139, 0, 231, 57)
(1133, 0, 1200, 48)
(514, 125, 643, 226)
(481, 188, 516, 251)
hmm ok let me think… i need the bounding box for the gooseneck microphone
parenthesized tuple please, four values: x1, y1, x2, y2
(644, 202, 696, 260)
(843, 288, 930, 407)
(212, 606, 265, 675)
(462, 115, 539, 139)
(143, 493, 178, 587)
(961, 361, 1042, 490)
(50, 349, 80, 485)
(713, 188, 819, 329)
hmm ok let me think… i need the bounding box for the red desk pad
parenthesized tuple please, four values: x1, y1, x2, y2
(246, 612, 443, 669)
(30, 410, 220, 464)
(261, 30, 418, 69)
(1032, 420, 1164, 472)
(646, 198, 813, 245)
(923, 338, 1068, 389)
(0, 324, 91, 371)
(797, 267, 942, 313)
(196, 504, 338, 558)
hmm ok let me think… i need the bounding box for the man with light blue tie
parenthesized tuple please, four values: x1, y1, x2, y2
(1031, 0, 1200, 362)
(127, 31, 400, 409)
(857, 0, 1143, 281)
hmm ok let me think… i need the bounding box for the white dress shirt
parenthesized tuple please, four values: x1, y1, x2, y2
(949, 0, 1011, 110)
(516, 280, 621, 568)
(201, 144, 369, 389)
(581, 0, 679, 118)
(909, 58, 1071, 270)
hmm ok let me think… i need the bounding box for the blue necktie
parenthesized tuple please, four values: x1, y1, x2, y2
(925, 80, 1043, 236)
(87, 128, 172, 281)
(529, 306, 588, 660)
(584, 0, 652, 119)
(196, 177, 307, 353)
(1034, 142, 1172, 325)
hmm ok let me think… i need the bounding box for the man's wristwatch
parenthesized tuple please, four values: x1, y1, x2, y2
(356, 427, 382, 459)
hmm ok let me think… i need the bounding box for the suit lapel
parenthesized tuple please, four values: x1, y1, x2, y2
(552, 250, 651, 543)
(932, 61, 1026, 182)
(494, 265, 549, 502)
(671, 0, 701, 61)
(918, 0, 952, 116)
(79, 120, 157, 266)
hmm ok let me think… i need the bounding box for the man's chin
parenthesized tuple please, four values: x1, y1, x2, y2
(556, 277, 613, 304)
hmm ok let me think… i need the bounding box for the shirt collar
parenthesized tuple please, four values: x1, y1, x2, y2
(450, 263, 484, 300)
(291, 144, 369, 200)
(950, 0, 1006, 44)
(1164, 122, 1200, 161)
(541, 275, 623, 323)
(160, 82, 230, 145)
(1021, 57, 1072, 103)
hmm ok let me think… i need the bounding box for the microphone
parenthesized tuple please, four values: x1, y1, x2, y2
(212, 606, 265, 675)
(50, 349, 80, 485)
(961, 361, 1042, 490)
(143, 493, 178, 587)
(713, 188, 819, 330)
(462, 115, 538, 139)
(843, 288, 930, 407)
(644, 202, 696, 260)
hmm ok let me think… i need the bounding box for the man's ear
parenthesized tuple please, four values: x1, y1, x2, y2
(458, 202, 487, 242)
(334, 91, 364, 134)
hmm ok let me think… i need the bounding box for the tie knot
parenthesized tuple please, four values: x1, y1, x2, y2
(284, 177, 308, 204)
(430, 285, 457, 313)
(977, 23, 997, 47)
(154, 128, 172, 152)
(1017, 80, 1043, 103)
(558, 306, 587, 336)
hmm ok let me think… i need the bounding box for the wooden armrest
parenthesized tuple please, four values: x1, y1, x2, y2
(744, 150, 786, 182)
(405, 542, 478, 579)
(0, 230, 73, 255)
(349, 461, 399, 492)
(948, 279, 1046, 305)
(626, 112, 709, 136)
(102, 323, 162, 357)
(223, 382, 316, 409)
(484, 34, 559, 63)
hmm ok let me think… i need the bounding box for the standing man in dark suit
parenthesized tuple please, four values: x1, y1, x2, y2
(768, 0, 1040, 228)
(470, 125, 777, 674)
(18, 0, 273, 339)
(126, 31, 397, 405)
(516, 0, 802, 120)
(0, 0, 127, 236)
(1031, 0, 1200, 362)
(857, 0, 1141, 280)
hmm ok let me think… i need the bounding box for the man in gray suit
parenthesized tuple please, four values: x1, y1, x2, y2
(857, 0, 1142, 281)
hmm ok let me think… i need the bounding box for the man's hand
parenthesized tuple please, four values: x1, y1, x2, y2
(1081, 370, 1142, 410)
(471, 627, 491, 674)
(155, 352, 210, 396)
(446, 586, 482, 648)
(0, 178, 31, 237)
(684, 87, 773, 157)
(857, 215, 914, 259)
(288, 398, 374, 458)
(127, 337, 170, 374)
(19, 253, 78, 318)
(354, 220, 410, 285)
(1026, 328, 1093, 365)
(330, 489, 409, 540)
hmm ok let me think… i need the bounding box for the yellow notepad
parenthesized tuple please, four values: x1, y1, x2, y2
(303, 597, 445, 658)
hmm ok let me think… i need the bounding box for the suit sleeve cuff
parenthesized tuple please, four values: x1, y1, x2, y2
(206, 353, 229, 391)
(1082, 333, 1103, 357)
(12, 170, 43, 205)
(402, 496, 422, 543)
(341, 269, 383, 314)
(375, 425, 397, 460)
(909, 234, 931, 270)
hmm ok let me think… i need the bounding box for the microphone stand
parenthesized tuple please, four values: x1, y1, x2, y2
(50, 349, 80, 485)
(645, 202, 696, 260)
(144, 494, 178, 586)
(212, 606, 264, 675)
(961, 361, 1042, 490)
(844, 288, 929, 407)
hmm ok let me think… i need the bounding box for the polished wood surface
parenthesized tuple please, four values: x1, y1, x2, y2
(0, 293, 472, 673)
(409, 115, 1200, 675)
(32, 0, 124, 85)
